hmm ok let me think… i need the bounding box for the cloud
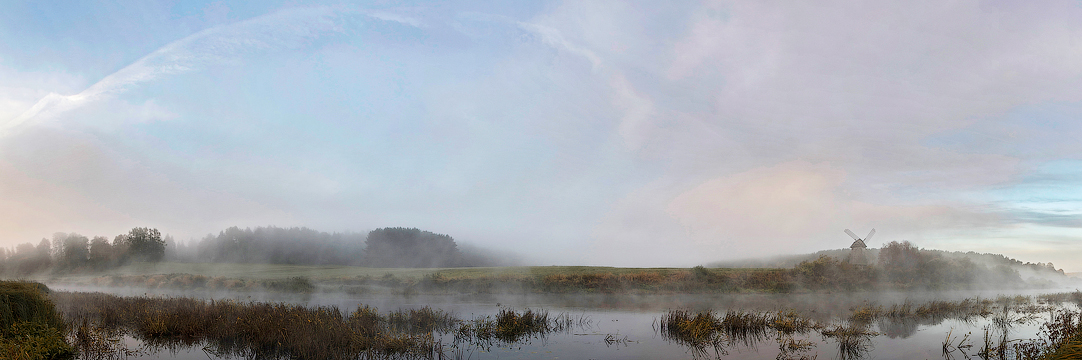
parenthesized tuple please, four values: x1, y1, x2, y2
(0, 64, 86, 125)
(591, 161, 1004, 266)
(366, 11, 425, 28)
(459, 10, 659, 151)
(566, 0, 1082, 265)
(4, 1, 1082, 270)
(0, 125, 298, 242)
(1, 6, 343, 136)
(663, 0, 1082, 142)
(667, 161, 848, 244)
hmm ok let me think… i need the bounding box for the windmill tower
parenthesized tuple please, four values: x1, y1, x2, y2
(844, 228, 874, 265)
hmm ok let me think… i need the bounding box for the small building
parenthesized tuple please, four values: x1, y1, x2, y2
(848, 239, 868, 265)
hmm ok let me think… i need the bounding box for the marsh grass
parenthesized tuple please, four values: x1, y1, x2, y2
(661, 293, 1082, 360)
(451, 307, 583, 351)
(776, 334, 817, 360)
(773, 310, 819, 334)
(52, 292, 446, 360)
(659, 309, 823, 359)
(51, 291, 586, 360)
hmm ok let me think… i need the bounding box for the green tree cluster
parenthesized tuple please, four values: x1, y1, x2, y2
(364, 227, 461, 268)
(0, 227, 166, 276)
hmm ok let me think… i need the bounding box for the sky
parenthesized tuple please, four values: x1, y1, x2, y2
(2, 1, 1081, 270)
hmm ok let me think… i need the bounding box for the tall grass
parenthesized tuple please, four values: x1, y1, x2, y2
(820, 323, 877, 360)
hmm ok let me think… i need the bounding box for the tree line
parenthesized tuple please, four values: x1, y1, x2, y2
(792, 240, 1062, 290)
(0, 228, 165, 275)
(1, 226, 498, 276)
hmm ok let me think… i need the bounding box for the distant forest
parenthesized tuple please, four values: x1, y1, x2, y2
(0, 226, 509, 276)
(710, 242, 1067, 285)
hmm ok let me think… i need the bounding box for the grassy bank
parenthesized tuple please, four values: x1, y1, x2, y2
(0, 281, 73, 360)
(34, 260, 1074, 296)
(39, 262, 797, 294)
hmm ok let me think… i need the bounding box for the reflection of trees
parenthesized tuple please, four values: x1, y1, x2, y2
(876, 317, 920, 338)
(875, 316, 956, 339)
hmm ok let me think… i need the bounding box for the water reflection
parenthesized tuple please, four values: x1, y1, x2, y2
(820, 322, 877, 360)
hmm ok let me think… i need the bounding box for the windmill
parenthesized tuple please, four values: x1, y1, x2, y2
(844, 228, 874, 265)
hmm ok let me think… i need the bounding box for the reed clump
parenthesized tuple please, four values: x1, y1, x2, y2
(658, 309, 728, 358)
(660, 309, 817, 347)
(659, 310, 720, 345)
(660, 309, 821, 359)
(820, 323, 878, 360)
(493, 308, 550, 341)
(773, 310, 819, 334)
(263, 276, 316, 293)
(453, 308, 573, 348)
(848, 306, 881, 323)
(386, 307, 457, 333)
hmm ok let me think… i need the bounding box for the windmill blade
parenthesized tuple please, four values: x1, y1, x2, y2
(844, 229, 861, 240)
(865, 229, 876, 242)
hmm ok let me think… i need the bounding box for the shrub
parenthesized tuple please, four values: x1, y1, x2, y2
(263, 277, 316, 293)
(0, 281, 73, 360)
(0, 281, 64, 333)
(0, 321, 74, 360)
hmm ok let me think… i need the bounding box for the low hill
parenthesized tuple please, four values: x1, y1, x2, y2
(709, 243, 1069, 285)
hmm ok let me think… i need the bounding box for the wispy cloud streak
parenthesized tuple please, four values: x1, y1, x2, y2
(1, 6, 342, 136)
